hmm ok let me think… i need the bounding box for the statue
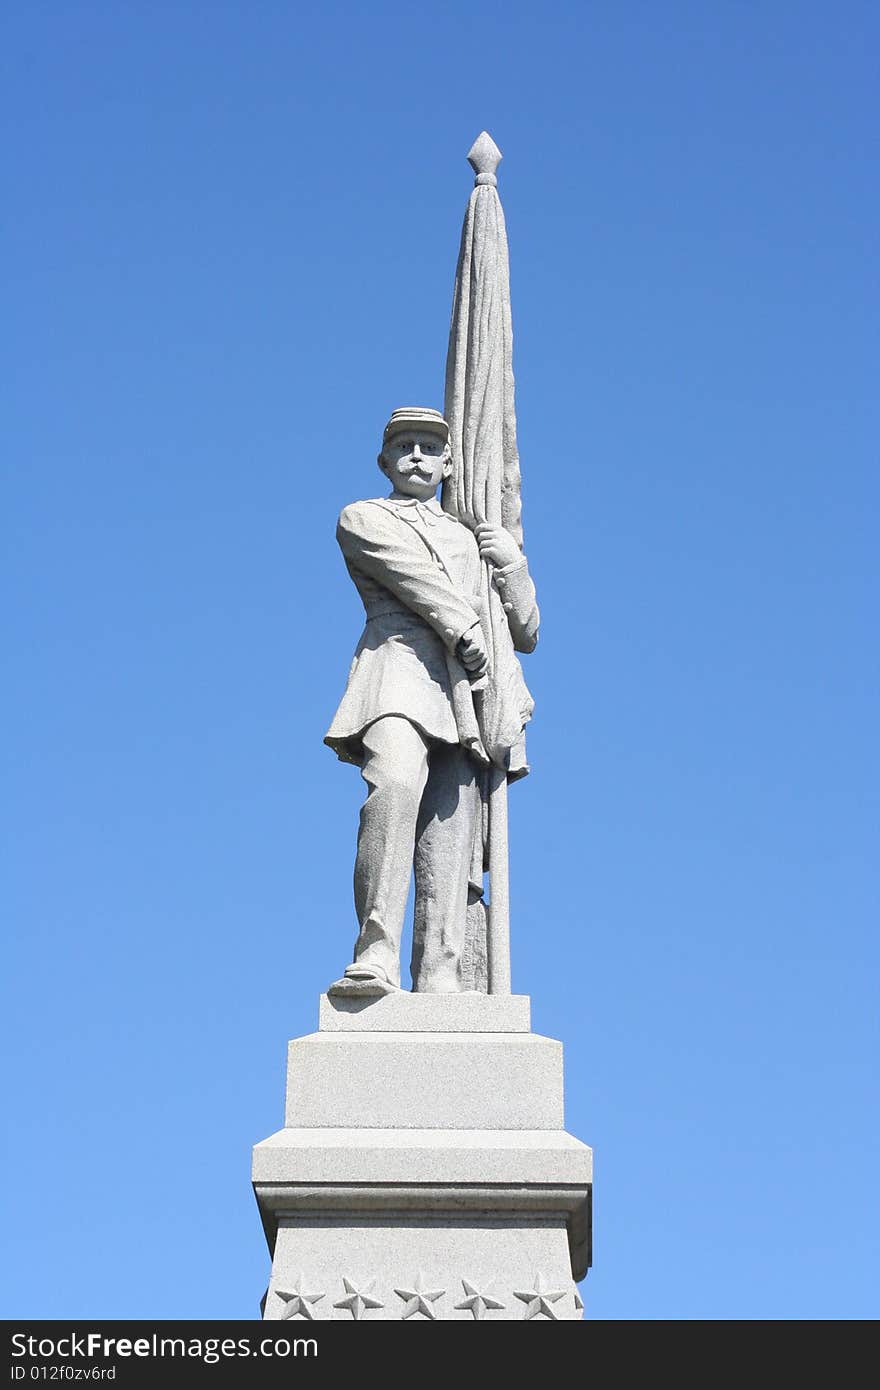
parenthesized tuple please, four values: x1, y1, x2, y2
(325, 406, 539, 996)
(253, 134, 593, 1322)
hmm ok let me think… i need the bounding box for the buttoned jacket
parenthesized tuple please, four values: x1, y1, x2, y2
(324, 495, 538, 774)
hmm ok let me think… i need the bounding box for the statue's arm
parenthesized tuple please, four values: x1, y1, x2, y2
(473, 522, 539, 654)
(337, 504, 481, 652)
(494, 557, 540, 654)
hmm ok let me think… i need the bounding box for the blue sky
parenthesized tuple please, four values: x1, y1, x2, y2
(3, 1, 877, 1319)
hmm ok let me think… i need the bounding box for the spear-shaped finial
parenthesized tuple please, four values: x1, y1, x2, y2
(467, 130, 502, 187)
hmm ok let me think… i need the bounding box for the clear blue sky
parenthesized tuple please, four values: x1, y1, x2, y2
(3, 1, 876, 1320)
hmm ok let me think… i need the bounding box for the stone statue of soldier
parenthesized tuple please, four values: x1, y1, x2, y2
(325, 407, 539, 996)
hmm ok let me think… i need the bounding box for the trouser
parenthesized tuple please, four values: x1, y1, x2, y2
(352, 715, 481, 992)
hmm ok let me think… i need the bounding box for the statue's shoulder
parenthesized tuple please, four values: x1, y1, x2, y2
(337, 497, 388, 529)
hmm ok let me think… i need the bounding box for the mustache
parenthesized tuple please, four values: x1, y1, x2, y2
(399, 464, 436, 479)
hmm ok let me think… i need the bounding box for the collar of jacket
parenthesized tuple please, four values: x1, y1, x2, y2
(387, 494, 444, 514)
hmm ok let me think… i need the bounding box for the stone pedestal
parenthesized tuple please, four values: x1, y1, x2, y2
(252, 994, 592, 1320)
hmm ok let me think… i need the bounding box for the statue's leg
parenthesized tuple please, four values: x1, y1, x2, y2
(411, 744, 480, 993)
(349, 715, 429, 989)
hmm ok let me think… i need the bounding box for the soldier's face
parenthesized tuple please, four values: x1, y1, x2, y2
(382, 432, 449, 499)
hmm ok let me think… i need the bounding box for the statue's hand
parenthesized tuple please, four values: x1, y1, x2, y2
(475, 523, 522, 570)
(458, 625, 489, 677)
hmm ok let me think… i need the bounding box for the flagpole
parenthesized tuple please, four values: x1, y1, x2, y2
(486, 765, 511, 993)
(484, 310, 511, 996)
(444, 131, 523, 996)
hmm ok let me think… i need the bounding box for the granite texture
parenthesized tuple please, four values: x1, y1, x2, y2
(283, 1031, 563, 1130)
(253, 1126, 593, 1187)
(318, 991, 531, 1032)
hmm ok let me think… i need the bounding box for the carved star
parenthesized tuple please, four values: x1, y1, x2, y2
(333, 1276, 384, 1320)
(454, 1278, 506, 1319)
(394, 1271, 445, 1320)
(513, 1272, 567, 1320)
(274, 1274, 325, 1320)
